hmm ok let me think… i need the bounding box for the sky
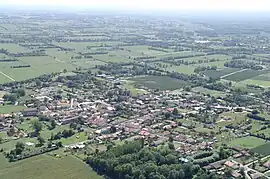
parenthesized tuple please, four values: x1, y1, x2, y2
(1, 0, 270, 11)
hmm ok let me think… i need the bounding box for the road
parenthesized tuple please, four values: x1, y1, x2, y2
(0, 71, 15, 81)
(245, 155, 270, 167)
(232, 159, 270, 179)
(220, 69, 247, 79)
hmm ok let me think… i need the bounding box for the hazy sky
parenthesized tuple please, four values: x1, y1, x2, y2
(2, 0, 270, 11)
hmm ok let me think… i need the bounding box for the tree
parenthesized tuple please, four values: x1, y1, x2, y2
(184, 86, 191, 92)
(3, 94, 17, 103)
(56, 141, 63, 147)
(50, 120, 57, 129)
(224, 167, 232, 178)
(168, 136, 174, 143)
(168, 142, 175, 150)
(16, 88, 26, 97)
(63, 69, 67, 73)
(48, 142, 52, 148)
(35, 79, 42, 87)
(172, 108, 178, 115)
(0, 136, 2, 144)
(15, 142, 25, 155)
(31, 119, 43, 135)
(107, 144, 113, 151)
(37, 135, 45, 146)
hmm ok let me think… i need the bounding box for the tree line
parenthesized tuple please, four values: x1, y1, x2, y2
(86, 140, 218, 179)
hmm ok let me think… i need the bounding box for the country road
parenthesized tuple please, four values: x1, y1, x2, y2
(220, 69, 247, 79)
(0, 71, 15, 81)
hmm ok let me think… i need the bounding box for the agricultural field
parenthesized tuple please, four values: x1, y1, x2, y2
(0, 154, 102, 179)
(251, 143, 270, 156)
(129, 76, 190, 90)
(223, 69, 267, 82)
(203, 68, 239, 79)
(0, 43, 29, 53)
(149, 62, 195, 74)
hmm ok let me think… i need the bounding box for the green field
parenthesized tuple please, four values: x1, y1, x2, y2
(123, 80, 146, 96)
(203, 68, 239, 79)
(130, 76, 190, 90)
(0, 154, 102, 179)
(0, 43, 29, 53)
(241, 79, 270, 87)
(0, 105, 25, 114)
(223, 69, 267, 82)
(251, 142, 270, 156)
(229, 136, 267, 149)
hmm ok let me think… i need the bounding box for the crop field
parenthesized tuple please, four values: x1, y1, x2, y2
(56, 41, 122, 52)
(203, 68, 239, 79)
(252, 73, 270, 81)
(129, 76, 190, 90)
(175, 54, 231, 63)
(0, 43, 29, 53)
(229, 136, 267, 149)
(154, 51, 205, 59)
(223, 69, 267, 82)
(0, 154, 102, 179)
(251, 143, 270, 156)
(149, 62, 195, 74)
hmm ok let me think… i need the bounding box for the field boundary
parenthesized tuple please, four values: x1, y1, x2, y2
(0, 71, 15, 81)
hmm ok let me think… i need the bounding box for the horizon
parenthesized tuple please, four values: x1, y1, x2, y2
(1, 0, 270, 12)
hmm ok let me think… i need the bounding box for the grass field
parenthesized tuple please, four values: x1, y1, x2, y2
(229, 136, 267, 149)
(0, 105, 25, 114)
(0, 154, 102, 179)
(251, 142, 270, 156)
(130, 76, 190, 90)
(223, 69, 267, 82)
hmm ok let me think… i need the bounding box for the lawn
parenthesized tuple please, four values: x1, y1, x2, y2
(129, 76, 190, 90)
(0, 154, 103, 179)
(0, 105, 25, 114)
(229, 136, 267, 149)
(59, 132, 88, 145)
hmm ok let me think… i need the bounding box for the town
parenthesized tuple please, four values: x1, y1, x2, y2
(1, 8, 270, 179)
